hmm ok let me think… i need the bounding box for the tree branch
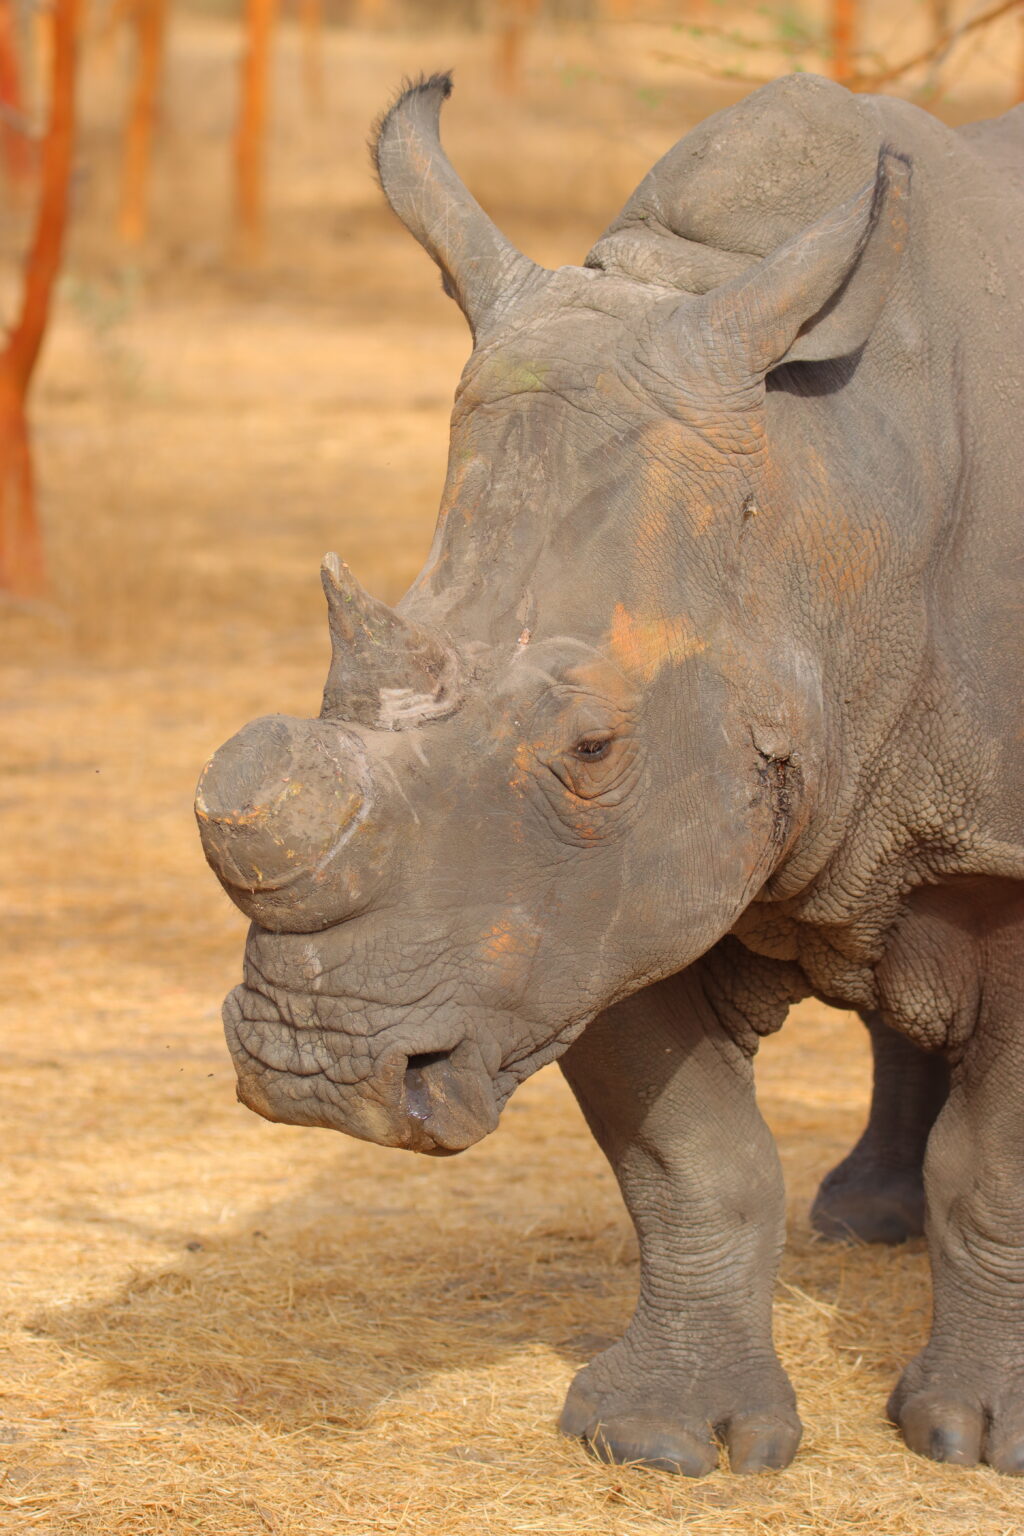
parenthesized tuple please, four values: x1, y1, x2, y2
(851, 0, 1024, 89)
(652, 0, 1024, 95)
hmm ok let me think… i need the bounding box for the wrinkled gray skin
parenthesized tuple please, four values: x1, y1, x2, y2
(196, 74, 1024, 1476)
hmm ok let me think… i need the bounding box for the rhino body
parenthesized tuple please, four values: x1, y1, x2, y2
(197, 75, 1024, 1475)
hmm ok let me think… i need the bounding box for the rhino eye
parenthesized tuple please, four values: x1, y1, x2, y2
(573, 736, 612, 762)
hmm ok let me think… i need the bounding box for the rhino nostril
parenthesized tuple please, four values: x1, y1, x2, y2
(398, 1040, 500, 1153)
(404, 1048, 456, 1125)
(406, 1049, 454, 1072)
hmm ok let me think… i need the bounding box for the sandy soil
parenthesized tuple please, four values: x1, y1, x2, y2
(2, 13, 1023, 1534)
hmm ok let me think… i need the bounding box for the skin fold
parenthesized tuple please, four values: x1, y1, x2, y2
(196, 73, 1024, 1475)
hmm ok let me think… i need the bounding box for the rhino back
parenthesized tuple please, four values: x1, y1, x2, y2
(957, 102, 1024, 194)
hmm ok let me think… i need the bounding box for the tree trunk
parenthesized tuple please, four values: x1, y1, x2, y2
(929, 0, 951, 43)
(0, 0, 33, 191)
(496, 0, 540, 96)
(0, 368, 38, 594)
(0, 0, 77, 597)
(830, 0, 856, 86)
(234, 0, 278, 258)
(118, 0, 167, 246)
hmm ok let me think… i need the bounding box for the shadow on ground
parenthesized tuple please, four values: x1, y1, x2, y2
(33, 1128, 931, 1440)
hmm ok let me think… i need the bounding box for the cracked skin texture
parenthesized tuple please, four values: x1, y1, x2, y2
(197, 74, 1024, 1477)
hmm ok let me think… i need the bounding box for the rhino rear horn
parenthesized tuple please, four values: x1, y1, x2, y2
(371, 73, 545, 339)
(320, 553, 459, 730)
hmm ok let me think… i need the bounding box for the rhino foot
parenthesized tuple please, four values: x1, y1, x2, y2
(559, 1342, 802, 1476)
(810, 1160, 925, 1245)
(888, 1358, 1024, 1474)
(811, 1011, 948, 1245)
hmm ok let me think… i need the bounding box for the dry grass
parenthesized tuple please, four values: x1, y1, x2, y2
(3, 12, 1024, 1535)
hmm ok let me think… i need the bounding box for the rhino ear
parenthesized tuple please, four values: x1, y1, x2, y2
(696, 147, 910, 385)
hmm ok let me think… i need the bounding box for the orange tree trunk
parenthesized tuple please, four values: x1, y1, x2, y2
(118, 0, 167, 246)
(234, 0, 278, 256)
(929, 0, 951, 41)
(0, 0, 33, 190)
(496, 0, 541, 96)
(0, 0, 77, 597)
(831, 0, 856, 86)
(0, 368, 37, 595)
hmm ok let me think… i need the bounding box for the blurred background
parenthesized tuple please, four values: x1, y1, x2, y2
(1, 5, 1023, 1533)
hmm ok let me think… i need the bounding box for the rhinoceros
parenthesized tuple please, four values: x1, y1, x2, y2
(196, 72, 1024, 1476)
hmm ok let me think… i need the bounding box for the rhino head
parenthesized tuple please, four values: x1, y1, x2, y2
(196, 75, 907, 1156)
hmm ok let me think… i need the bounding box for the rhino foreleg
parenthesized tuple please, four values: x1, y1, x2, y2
(811, 1010, 949, 1244)
(557, 965, 801, 1476)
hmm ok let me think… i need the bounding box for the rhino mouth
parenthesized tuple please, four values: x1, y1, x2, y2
(223, 984, 510, 1155)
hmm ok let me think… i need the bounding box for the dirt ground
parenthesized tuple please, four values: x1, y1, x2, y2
(3, 11, 1024, 1535)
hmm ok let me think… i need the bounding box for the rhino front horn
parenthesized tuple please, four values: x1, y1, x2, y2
(320, 553, 459, 730)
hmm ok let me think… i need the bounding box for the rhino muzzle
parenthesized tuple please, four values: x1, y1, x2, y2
(224, 983, 500, 1155)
